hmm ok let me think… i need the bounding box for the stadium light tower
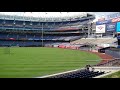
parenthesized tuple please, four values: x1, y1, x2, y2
(41, 22, 44, 47)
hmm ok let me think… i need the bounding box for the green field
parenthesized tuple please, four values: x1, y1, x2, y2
(102, 71, 120, 78)
(0, 47, 101, 78)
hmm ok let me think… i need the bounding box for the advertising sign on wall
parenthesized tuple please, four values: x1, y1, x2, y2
(106, 23, 116, 31)
(111, 17, 120, 23)
(96, 24, 106, 33)
(98, 18, 105, 21)
(96, 20, 111, 25)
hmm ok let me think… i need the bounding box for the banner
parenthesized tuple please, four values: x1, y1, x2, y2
(96, 24, 106, 33)
(96, 20, 111, 25)
(111, 17, 120, 23)
(106, 23, 116, 31)
(116, 22, 120, 32)
(98, 18, 105, 21)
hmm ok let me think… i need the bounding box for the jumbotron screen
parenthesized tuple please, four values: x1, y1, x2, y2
(116, 22, 120, 32)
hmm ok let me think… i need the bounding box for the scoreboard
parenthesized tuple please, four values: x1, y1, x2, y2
(116, 22, 120, 32)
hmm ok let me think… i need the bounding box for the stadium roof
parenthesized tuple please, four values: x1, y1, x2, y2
(0, 12, 87, 18)
(0, 12, 95, 22)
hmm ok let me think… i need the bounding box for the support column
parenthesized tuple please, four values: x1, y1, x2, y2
(88, 23, 91, 38)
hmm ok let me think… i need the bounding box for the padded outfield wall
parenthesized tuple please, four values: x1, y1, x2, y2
(105, 48, 120, 58)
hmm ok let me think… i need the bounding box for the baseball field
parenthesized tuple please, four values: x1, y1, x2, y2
(0, 47, 101, 78)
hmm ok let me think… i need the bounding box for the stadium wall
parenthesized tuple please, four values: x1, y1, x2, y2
(105, 48, 120, 58)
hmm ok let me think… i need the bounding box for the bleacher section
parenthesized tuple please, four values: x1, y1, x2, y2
(71, 38, 117, 45)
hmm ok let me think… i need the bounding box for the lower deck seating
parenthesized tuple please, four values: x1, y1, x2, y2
(0, 40, 70, 47)
(0, 41, 41, 46)
(46, 69, 105, 78)
(0, 33, 81, 41)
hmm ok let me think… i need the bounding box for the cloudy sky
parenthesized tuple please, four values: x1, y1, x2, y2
(0, 12, 118, 21)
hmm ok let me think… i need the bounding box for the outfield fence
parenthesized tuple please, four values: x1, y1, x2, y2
(105, 49, 120, 58)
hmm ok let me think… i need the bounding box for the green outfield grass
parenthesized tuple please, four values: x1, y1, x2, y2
(0, 47, 101, 78)
(102, 71, 120, 78)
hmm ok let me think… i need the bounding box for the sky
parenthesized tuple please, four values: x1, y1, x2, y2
(0, 12, 119, 22)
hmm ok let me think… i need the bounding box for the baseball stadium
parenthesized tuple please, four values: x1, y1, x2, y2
(0, 12, 120, 78)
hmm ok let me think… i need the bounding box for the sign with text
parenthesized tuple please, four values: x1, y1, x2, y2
(111, 17, 120, 23)
(98, 18, 105, 21)
(96, 24, 106, 33)
(106, 23, 116, 31)
(96, 20, 111, 25)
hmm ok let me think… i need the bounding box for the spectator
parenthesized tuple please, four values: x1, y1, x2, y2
(85, 65, 90, 71)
